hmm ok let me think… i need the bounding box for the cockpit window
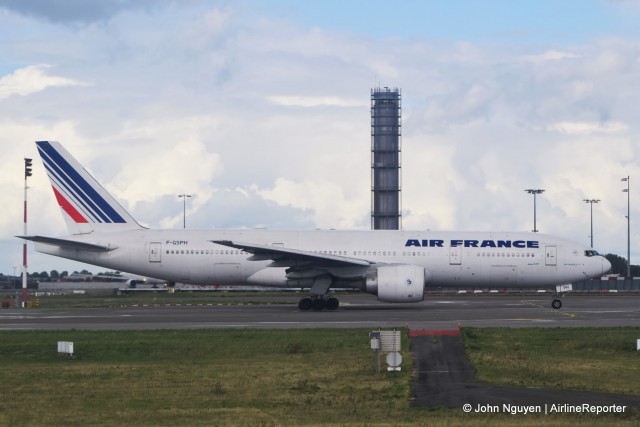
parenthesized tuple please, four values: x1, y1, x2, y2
(584, 250, 600, 257)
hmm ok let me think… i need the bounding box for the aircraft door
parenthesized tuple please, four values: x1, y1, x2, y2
(149, 242, 162, 263)
(545, 246, 557, 266)
(449, 246, 462, 265)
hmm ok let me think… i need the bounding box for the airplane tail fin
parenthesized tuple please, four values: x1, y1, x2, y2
(36, 141, 144, 235)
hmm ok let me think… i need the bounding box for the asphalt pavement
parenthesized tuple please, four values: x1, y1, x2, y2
(1, 293, 639, 330)
(409, 330, 640, 409)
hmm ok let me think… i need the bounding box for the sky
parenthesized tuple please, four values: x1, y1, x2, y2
(1, 0, 640, 276)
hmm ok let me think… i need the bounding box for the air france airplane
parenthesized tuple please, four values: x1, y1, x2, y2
(20, 141, 610, 310)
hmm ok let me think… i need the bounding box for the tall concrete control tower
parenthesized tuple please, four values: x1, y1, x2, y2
(371, 87, 402, 230)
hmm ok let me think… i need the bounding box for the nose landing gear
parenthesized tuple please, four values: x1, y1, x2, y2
(551, 284, 571, 310)
(551, 291, 563, 309)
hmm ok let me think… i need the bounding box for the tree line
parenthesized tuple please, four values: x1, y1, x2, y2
(26, 270, 93, 281)
(604, 253, 640, 277)
(1, 270, 125, 282)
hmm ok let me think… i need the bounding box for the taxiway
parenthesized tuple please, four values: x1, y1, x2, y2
(1, 294, 638, 330)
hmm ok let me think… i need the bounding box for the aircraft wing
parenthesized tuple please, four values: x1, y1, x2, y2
(212, 240, 372, 268)
(17, 235, 115, 252)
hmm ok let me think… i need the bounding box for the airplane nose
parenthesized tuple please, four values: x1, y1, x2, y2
(602, 257, 611, 274)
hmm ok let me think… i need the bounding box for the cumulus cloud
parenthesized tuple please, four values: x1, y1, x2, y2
(0, 64, 86, 100)
(548, 121, 628, 135)
(1, 1, 640, 274)
(267, 95, 368, 108)
(519, 49, 580, 63)
(256, 178, 368, 229)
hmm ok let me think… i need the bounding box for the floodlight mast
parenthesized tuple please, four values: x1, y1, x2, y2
(178, 194, 192, 229)
(622, 177, 631, 277)
(583, 199, 600, 248)
(524, 189, 545, 233)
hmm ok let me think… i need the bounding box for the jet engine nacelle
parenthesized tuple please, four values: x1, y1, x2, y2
(365, 264, 426, 303)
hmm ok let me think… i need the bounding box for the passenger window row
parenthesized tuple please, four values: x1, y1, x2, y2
(166, 249, 244, 255)
(476, 252, 536, 258)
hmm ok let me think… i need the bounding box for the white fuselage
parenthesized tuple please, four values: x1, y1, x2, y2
(35, 229, 609, 288)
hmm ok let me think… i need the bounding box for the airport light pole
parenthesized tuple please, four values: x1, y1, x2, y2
(583, 199, 600, 248)
(178, 194, 192, 229)
(524, 189, 545, 233)
(622, 177, 631, 277)
(22, 158, 32, 307)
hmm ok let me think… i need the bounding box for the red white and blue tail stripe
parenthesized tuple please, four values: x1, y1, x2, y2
(36, 141, 142, 234)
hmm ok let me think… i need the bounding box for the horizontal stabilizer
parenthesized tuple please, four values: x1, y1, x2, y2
(17, 235, 115, 252)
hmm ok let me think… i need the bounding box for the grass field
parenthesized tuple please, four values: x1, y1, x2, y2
(465, 327, 640, 396)
(0, 328, 638, 426)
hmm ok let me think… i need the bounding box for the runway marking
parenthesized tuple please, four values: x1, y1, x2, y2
(0, 314, 134, 319)
(579, 310, 626, 313)
(521, 300, 577, 318)
(259, 321, 380, 325)
(190, 324, 252, 328)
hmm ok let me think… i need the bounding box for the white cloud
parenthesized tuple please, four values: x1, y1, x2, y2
(256, 178, 368, 229)
(548, 121, 628, 135)
(519, 49, 580, 63)
(0, 64, 87, 100)
(1, 1, 640, 275)
(104, 117, 223, 209)
(267, 95, 367, 108)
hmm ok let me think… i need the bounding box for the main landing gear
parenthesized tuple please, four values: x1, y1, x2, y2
(551, 294, 563, 310)
(298, 295, 340, 311)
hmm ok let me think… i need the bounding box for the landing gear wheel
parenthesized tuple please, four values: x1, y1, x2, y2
(551, 298, 562, 310)
(298, 297, 313, 311)
(312, 297, 326, 311)
(325, 297, 339, 311)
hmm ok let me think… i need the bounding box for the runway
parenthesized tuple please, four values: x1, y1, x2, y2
(1, 294, 639, 330)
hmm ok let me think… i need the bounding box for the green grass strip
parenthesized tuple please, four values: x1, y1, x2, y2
(0, 328, 638, 426)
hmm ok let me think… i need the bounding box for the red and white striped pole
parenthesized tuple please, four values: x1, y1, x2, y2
(22, 158, 32, 307)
